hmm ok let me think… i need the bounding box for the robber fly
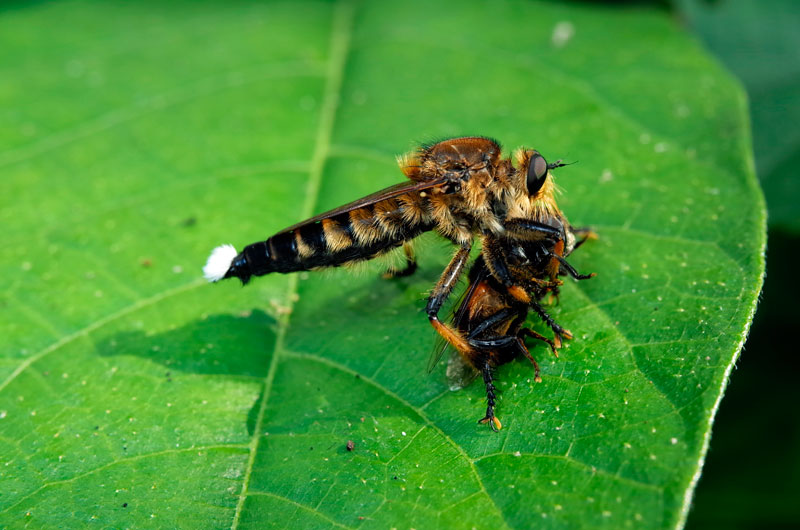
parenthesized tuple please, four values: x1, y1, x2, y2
(431, 227, 595, 432)
(205, 136, 580, 363)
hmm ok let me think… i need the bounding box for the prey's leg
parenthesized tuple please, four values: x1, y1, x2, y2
(530, 298, 573, 348)
(520, 328, 558, 358)
(548, 252, 595, 280)
(513, 336, 542, 383)
(478, 362, 502, 432)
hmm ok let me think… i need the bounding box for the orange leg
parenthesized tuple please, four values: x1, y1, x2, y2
(426, 243, 473, 350)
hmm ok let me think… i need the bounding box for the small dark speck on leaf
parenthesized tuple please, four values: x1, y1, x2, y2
(346, 440, 355, 452)
(355, 374, 361, 379)
(122, 503, 128, 508)
(181, 217, 197, 227)
(310, 446, 314, 451)
(392, 476, 398, 480)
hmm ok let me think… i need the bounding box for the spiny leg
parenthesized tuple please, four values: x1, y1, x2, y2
(503, 218, 563, 243)
(382, 243, 418, 279)
(529, 276, 563, 289)
(478, 363, 502, 431)
(520, 328, 559, 359)
(530, 298, 572, 348)
(426, 242, 473, 352)
(513, 336, 542, 383)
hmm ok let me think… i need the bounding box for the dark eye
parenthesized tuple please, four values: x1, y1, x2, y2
(526, 153, 548, 194)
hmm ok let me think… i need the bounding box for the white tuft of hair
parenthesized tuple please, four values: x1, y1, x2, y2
(204, 244, 237, 282)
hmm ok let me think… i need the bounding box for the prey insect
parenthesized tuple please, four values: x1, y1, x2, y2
(432, 228, 595, 431)
(204, 136, 583, 361)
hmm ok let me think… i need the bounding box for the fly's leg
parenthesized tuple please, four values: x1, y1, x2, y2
(503, 219, 564, 242)
(478, 363, 502, 432)
(382, 243, 418, 279)
(530, 298, 572, 348)
(570, 226, 598, 251)
(426, 242, 473, 352)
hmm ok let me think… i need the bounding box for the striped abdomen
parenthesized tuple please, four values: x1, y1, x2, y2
(225, 193, 435, 284)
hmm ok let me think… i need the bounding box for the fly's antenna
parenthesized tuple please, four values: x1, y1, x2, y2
(204, 244, 238, 282)
(547, 160, 577, 170)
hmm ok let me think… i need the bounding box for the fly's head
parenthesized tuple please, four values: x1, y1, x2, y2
(506, 148, 568, 222)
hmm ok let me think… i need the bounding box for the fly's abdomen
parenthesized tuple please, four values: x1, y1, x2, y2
(219, 195, 434, 284)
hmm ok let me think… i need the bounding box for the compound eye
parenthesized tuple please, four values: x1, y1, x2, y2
(526, 153, 548, 194)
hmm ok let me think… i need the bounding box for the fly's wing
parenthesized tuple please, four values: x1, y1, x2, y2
(277, 177, 449, 234)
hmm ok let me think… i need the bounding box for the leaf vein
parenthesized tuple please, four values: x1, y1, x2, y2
(230, 4, 355, 529)
(0, 280, 205, 394)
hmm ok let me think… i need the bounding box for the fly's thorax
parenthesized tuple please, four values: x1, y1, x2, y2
(415, 136, 503, 184)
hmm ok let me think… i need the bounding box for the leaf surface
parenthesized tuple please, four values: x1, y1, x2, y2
(0, 1, 765, 528)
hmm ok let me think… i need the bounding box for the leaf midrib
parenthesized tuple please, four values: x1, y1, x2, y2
(229, 2, 355, 528)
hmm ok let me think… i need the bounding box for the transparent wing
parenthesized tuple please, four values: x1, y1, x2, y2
(445, 351, 479, 391)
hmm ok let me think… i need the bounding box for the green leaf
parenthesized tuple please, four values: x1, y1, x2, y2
(0, 1, 765, 528)
(678, 0, 800, 231)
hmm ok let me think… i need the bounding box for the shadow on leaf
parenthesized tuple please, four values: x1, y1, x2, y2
(93, 309, 277, 379)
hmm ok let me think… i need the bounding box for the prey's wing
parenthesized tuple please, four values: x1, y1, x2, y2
(445, 351, 479, 391)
